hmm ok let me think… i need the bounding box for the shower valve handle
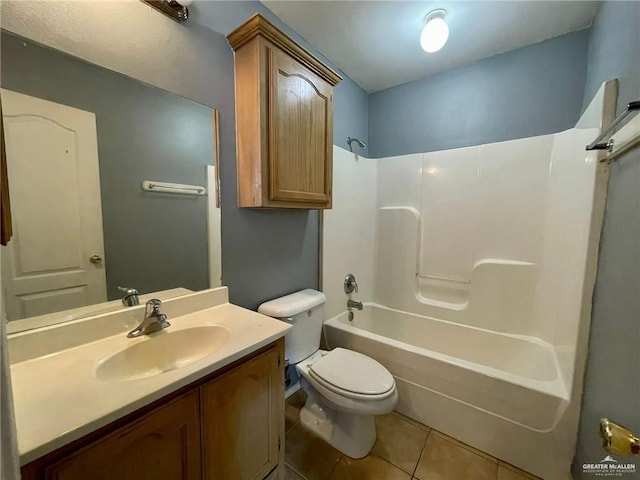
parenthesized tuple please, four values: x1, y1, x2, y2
(344, 274, 358, 294)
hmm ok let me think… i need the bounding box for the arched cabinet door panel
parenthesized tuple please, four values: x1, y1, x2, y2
(267, 48, 333, 206)
(43, 392, 201, 480)
(228, 13, 341, 209)
(200, 343, 284, 480)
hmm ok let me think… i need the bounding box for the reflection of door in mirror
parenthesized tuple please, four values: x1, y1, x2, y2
(1, 89, 107, 320)
(1, 31, 221, 327)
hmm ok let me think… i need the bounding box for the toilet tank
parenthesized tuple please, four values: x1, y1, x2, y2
(258, 289, 326, 364)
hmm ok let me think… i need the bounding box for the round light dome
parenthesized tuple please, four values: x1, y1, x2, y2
(420, 11, 449, 53)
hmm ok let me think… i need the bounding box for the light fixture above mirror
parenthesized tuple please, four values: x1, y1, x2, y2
(141, 0, 192, 22)
(420, 9, 449, 53)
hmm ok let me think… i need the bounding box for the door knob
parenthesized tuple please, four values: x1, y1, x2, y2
(600, 418, 640, 456)
(89, 255, 103, 264)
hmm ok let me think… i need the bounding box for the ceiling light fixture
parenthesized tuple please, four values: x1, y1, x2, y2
(420, 9, 449, 53)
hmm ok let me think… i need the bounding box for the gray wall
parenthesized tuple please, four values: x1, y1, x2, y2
(1, 31, 212, 300)
(194, 3, 369, 309)
(582, 1, 640, 116)
(573, 1, 640, 476)
(368, 29, 590, 158)
(172, 1, 369, 309)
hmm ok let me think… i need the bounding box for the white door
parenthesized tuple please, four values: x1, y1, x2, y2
(1, 89, 106, 321)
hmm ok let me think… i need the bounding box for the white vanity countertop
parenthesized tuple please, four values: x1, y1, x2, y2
(9, 287, 291, 465)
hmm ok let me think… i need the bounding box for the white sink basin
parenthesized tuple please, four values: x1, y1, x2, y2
(96, 326, 230, 381)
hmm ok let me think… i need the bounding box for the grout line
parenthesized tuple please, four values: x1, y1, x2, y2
(430, 429, 497, 463)
(412, 428, 431, 479)
(403, 419, 538, 479)
(392, 410, 431, 433)
(323, 455, 343, 480)
(498, 460, 541, 479)
(377, 447, 422, 477)
(285, 461, 307, 480)
(404, 414, 528, 474)
(377, 455, 413, 477)
(388, 459, 417, 477)
(285, 419, 300, 434)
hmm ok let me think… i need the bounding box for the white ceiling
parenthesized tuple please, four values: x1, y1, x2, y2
(262, 1, 600, 93)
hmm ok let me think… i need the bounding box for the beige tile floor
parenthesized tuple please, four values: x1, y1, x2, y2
(284, 390, 541, 480)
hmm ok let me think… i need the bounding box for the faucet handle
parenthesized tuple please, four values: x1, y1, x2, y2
(118, 286, 139, 307)
(344, 274, 358, 294)
(145, 298, 162, 316)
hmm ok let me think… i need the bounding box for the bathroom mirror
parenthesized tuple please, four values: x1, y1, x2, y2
(0, 31, 222, 328)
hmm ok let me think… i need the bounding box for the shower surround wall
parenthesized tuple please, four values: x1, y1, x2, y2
(323, 83, 614, 479)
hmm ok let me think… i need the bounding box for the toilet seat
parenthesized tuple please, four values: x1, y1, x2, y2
(308, 348, 396, 400)
(297, 349, 399, 416)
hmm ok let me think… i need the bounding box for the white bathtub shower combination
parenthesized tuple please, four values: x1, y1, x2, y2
(326, 305, 567, 431)
(322, 82, 617, 479)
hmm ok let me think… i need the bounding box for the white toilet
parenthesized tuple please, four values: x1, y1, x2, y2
(258, 289, 398, 458)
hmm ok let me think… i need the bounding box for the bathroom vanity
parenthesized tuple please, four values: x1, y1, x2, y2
(9, 288, 289, 480)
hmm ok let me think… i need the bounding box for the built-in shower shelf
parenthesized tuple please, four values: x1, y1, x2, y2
(416, 259, 536, 313)
(416, 275, 470, 309)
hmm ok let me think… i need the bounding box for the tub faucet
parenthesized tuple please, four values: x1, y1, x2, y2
(127, 299, 170, 338)
(347, 299, 363, 311)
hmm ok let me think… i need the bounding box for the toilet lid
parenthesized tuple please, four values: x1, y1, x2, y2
(309, 348, 395, 396)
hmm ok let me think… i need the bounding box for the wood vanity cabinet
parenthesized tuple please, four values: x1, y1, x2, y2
(21, 339, 285, 480)
(227, 14, 342, 209)
(41, 392, 202, 480)
(201, 345, 281, 480)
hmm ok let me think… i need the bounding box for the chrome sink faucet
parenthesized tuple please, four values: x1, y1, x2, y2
(118, 286, 139, 307)
(127, 299, 170, 338)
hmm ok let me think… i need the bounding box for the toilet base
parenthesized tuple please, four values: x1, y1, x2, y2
(299, 385, 376, 459)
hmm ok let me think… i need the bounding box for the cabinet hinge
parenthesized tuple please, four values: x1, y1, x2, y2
(278, 437, 281, 451)
(278, 356, 281, 367)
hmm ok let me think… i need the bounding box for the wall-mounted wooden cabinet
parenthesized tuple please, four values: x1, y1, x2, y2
(21, 340, 285, 480)
(228, 14, 342, 209)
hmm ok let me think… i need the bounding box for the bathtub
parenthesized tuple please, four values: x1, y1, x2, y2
(324, 304, 574, 479)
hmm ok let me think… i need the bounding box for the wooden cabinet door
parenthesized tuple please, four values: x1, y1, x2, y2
(201, 345, 283, 480)
(267, 47, 333, 206)
(44, 391, 201, 480)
